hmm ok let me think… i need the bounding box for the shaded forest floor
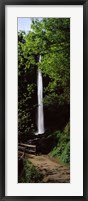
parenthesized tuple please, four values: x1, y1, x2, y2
(26, 154, 70, 183)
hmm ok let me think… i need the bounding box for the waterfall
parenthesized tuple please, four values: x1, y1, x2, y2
(37, 55, 44, 134)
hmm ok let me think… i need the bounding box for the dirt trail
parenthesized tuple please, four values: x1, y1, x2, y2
(28, 154, 70, 183)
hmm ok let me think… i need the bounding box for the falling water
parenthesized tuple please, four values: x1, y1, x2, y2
(37, 55, 44, 134)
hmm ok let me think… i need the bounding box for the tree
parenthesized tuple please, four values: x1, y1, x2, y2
(18, 18, 70, 134)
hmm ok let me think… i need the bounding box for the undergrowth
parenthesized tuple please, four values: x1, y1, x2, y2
(49, 122, 70, 164)
(19, 159, 43, 183)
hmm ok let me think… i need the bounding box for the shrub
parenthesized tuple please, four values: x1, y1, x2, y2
(49, 122, 70, 164)
(19, 159, 43, 183)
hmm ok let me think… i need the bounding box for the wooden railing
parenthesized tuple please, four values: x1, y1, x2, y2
(18, 143, 36, 156)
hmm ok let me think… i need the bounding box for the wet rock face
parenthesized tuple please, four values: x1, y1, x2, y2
(35, 136, 57, 154)
(18, 132, 36, 143)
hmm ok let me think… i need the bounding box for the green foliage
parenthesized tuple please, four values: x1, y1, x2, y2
(19, 159, 43, 183)
(18, 18, 70, 134)
(50, 122, 70, 164)
(60, 142, 70, 164)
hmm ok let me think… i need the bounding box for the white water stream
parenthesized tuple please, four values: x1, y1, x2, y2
(37, 55, 44, 134)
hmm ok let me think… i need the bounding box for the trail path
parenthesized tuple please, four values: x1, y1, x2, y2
(28, 154, 70, 183)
